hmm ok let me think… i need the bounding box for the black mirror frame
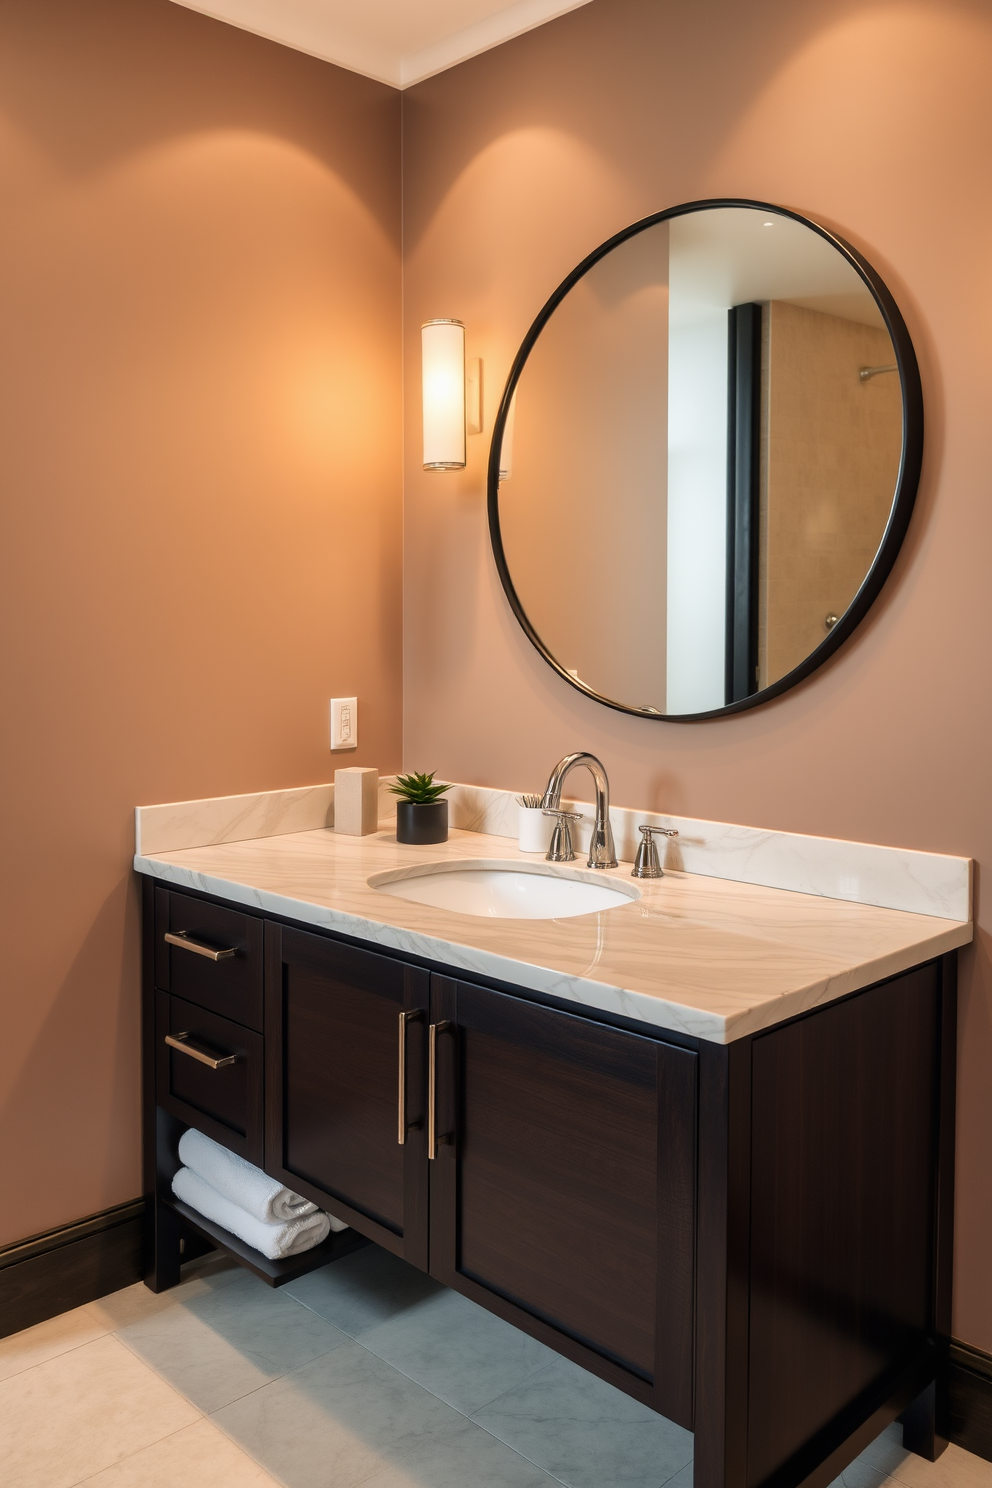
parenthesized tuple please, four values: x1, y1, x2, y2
(486, 198, 923, 722)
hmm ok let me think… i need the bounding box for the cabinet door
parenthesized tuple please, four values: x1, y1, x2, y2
(429, 977, 697, 1426)
(265, 923, 430, 1268)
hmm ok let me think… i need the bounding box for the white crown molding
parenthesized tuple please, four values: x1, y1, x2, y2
(399, 0, 592, 87)
(170, 0, 398, 85)
(169, 0, 592, 89)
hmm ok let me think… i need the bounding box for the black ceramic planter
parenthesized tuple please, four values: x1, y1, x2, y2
(396, 800, 448, 845)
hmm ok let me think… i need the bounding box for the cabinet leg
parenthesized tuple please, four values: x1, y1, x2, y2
(901, 1380, 948, 1461)
(144, 1197, 183, 1293)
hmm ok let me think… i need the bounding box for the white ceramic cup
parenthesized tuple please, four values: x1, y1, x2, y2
(518, 805, 553, 853)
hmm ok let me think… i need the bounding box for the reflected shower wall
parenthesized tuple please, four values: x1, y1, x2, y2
(759, 302, 903, 687)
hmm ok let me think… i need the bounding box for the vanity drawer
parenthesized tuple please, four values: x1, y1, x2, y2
(154, 887, 263, 1031)
(156, 992, 263, 1165)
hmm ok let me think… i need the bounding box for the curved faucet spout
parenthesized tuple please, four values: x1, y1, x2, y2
(541, 752, 618, 869)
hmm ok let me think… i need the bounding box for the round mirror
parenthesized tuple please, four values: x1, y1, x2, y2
(488, 199, 922, 720)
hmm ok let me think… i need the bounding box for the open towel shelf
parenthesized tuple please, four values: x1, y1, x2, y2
(167, 1196, 369, 1287)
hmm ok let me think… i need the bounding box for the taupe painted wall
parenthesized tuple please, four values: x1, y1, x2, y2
(402, 0, 992, 1348)
(0, 0, 402, 1246)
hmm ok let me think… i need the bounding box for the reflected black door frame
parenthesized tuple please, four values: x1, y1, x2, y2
(725, 302, 763, 706)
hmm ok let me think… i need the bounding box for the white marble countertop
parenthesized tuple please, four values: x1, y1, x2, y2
(135, 802, 972, 1043)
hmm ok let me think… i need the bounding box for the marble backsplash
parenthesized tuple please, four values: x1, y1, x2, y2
(136, 777, 971, 923)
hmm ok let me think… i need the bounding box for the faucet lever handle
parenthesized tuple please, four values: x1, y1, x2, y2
(632, 824, 678, 880)
(542, 808, 581, 863)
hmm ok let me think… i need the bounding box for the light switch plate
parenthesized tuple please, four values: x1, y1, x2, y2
(330, 697, 358, 750)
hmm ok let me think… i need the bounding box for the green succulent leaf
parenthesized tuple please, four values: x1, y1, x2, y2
(389, 770, 453, 804)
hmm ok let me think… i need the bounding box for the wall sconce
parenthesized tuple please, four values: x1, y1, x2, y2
(422, 319, 482, 471)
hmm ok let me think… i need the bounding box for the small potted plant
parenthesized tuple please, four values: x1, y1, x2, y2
(391, 771, 453, 845)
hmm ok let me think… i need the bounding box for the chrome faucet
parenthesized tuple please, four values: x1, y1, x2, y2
(541, 752, 618, 869)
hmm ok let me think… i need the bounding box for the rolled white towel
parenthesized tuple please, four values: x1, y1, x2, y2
(178, 1128, 318, 1225)
(172, 1166, 343, 1260)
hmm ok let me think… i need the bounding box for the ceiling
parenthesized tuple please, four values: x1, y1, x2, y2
(170, 0, 593, 88)
(669, 208, 886, 329)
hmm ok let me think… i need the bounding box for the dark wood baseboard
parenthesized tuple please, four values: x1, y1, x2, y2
(0, 1198, 146, 1339)
(943, 1340, 992, 1463)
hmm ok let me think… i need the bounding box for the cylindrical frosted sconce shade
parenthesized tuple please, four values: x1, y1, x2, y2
(422, 319, 466, 470)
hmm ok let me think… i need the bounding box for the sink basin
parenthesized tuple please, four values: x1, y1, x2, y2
(368, 860, 640, 920)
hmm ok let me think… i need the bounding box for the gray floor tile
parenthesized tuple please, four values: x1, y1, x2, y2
(283, 1244, 443, 1338)
(471, 1351, 693, 1488)
(664, 1466, 692, 1488)
(213, 1336, 562, 1488)
(827, 1454, 889, 1488)
(356, 1284, 554, 1415)
(117, 1269, 349, 1412)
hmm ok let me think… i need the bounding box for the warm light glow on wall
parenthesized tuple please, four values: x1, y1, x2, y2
(498, 391, 517, 480)
(422, 319, 466, 470)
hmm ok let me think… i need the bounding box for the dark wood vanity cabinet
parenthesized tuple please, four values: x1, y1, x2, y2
(141, 877, 956, 1488)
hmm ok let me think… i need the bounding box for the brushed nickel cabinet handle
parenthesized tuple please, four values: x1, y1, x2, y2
(165, 930, 236, 962)
(428, 1020, 451, 1160)
(165, 1032, 238, 1069)
(397, 1009, 423, 1145)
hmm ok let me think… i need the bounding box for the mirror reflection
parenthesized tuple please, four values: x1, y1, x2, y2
(494, 205, 905, 717)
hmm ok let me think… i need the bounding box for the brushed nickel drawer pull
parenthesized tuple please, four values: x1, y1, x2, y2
(165, 1032, 238, 1069)
(397, 1009, 423, 1145)
(165, 930, 237, 962)
(428, 1019, 451, 1160)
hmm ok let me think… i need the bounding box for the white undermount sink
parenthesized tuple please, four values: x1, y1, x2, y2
(368, 860, 640, 920)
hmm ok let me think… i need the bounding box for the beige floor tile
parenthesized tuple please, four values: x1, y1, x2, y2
(0, 1304, 111, 1383)
(859, 1427, 992, 1488)
(87, 1255, 242, 1330)
(115, 1270, 348, 1413)
(76, 1417, 283, 1487)
(0, 1334, 199, 1488)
